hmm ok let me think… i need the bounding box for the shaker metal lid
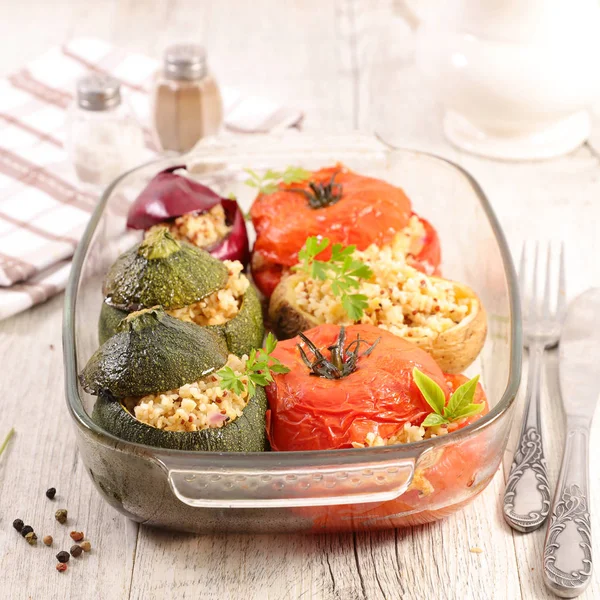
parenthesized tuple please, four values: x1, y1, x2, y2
(76, 74, 121, 111)
(163, 44, 207, 80)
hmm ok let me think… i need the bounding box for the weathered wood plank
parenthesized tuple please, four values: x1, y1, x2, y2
(0, 296, 137, 600)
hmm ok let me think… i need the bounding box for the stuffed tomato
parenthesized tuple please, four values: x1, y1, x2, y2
(265, 324, 489, 530)
(250, 165, 441, 297)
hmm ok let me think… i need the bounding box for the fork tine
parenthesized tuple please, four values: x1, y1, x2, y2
(519, 243, 528, 317)
(556, 242, 566, 318)
(531, 241, 539, 320)
(543, 242, 552, 318)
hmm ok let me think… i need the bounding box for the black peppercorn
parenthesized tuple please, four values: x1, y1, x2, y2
(20, 525, 34, 538)
(56, 550, 70, 563)
(45, 487, 56, 500)
(12, 519, 24, 532)
(70, 544, 83, 558)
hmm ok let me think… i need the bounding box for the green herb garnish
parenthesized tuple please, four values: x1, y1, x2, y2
(244, 166, 311, 195)
(293, 236, 373, 320)
(218, 333, 290, 398)
(0, 427, 15, 459)
(412, 368, 483, 427)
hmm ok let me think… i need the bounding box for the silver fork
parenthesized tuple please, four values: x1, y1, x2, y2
(503, 242, 566, 532)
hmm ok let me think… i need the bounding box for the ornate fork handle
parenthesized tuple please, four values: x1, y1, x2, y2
(543, 422, 592, 597)
(503, 344, 551, 532)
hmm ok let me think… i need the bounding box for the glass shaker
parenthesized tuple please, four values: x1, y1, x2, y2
(151, 44, 224, 153)
(66, 74, 146, 187)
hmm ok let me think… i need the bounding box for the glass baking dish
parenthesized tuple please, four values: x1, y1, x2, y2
(63, 134, 522, 533)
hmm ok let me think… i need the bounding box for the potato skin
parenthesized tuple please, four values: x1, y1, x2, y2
(268, 277, 318, 340)
(268, 276, 487, 373)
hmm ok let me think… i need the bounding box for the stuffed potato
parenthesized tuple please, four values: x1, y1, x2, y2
(268, 239, 487, 373)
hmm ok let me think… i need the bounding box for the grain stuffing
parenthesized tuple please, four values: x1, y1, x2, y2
(292, 238, 470, 338)
(146, 204, 231, 249)
(167, 260, 249, 326)
(126, 354, 249, 432)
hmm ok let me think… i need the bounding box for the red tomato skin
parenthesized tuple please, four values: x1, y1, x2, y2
(266, 324, 453, 452)
(286, 371, 490, 532)
(408, 215, 442, 276)
(251, 166, 413, 268)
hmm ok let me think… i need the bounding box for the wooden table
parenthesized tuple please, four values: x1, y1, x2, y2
(0, 1, 598, 598)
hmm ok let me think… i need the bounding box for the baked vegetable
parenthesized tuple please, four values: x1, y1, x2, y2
(98, 275, 264, 352)
(103, 227, 228, 311)
(126, 165, 250, 266)
(81, 307, 228, 399)
(92, 387, 268, 452)
(249, 164, 441, 296)
(98, 227, 264, 355)
(267, 324, 489, 529)
(82, 308, 280, 452)
(268, 237, 486, 373)
(265, 324, 487, 451)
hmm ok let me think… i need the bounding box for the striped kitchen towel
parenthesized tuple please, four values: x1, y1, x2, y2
(0, 38, 303, 321)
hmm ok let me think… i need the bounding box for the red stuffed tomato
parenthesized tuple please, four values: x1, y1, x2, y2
(265, 324, 490, 531)
(250, 165, 441, 296)
(266, 324, 459, 451)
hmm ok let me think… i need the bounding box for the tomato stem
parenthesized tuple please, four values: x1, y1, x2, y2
(297, 326, 380, 379)
(288, 171, 343, 209)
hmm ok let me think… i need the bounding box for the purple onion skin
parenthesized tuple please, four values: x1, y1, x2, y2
(126, 165, 250, 267)
(208, 199, 250, 267)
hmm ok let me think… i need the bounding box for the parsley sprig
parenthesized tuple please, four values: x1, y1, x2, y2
(412, 368, 484, 427)
(244, 166, 311, 195)
(293, 236, 373, 320)
(217, 333, 290, 399)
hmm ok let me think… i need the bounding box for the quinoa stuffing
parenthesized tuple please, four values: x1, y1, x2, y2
(166, 260, 249, 326)
(146, 204, 231, 249)
(125, 354, 250, 433)
(292, 240, 470, 339)
(393, 215, 426, 258)
(350, 420, 461, 449)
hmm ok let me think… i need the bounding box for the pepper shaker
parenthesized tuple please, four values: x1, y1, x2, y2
(151, 44, 224, 153)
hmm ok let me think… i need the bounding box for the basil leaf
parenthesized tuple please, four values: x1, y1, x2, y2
(422, 413, 448, 427)
(413, 368, 446, 416)
(446, 375, 480, 417)
(453, 402, 485, 420)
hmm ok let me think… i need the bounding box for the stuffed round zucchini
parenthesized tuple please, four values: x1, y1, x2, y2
(99, 226, 264, 356)
(250, 164, 441, 297)
(81, 307, 270, 452)
(268, 237, 486, 373)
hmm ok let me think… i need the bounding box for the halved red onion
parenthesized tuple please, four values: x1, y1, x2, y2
(126, 165, 250, 267)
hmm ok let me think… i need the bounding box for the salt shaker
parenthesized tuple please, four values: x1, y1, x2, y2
(66, 75, 146, 187)
(151, 44, 223, 153)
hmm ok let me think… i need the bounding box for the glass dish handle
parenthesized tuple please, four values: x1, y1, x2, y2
(158, 457, 417, 508)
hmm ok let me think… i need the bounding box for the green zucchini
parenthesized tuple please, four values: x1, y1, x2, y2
(81, 307, 228, 399)
(98, 302, 128, 345)
(103, 227, 228, 311)
(92, 386, 269, 452)
(207, 282, 264, 357)
(98, 283, 265, 355)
